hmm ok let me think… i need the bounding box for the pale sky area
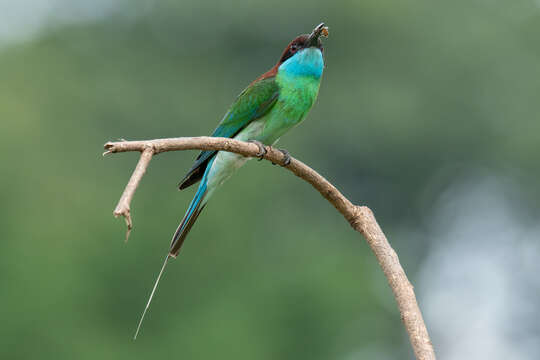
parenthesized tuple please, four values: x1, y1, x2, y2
(418, 177, 540, 360)
(0, 0, 120, 45)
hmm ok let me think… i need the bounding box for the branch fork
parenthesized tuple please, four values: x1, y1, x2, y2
(103, 136, 436, 360)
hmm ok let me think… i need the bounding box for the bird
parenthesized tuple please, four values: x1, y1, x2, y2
(134, 22, 329, 339)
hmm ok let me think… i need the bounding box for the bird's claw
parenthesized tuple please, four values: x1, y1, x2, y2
(279, 149, 291, 166)
(248, 140, 267, 161)
(272, 148, 291, 166)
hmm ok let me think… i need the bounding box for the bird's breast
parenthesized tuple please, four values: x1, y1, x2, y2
(254, 73, 320, 144)
(275, 72, 321, 117)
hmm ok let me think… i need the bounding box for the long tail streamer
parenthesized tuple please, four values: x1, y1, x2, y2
(134, 254, 171, 339)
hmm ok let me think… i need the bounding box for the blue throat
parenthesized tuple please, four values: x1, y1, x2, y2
(278, 47, 324, 79)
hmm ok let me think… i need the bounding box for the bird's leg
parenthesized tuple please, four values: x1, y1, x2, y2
(248, 140, 267, 161)
(271, 148, 291, 166)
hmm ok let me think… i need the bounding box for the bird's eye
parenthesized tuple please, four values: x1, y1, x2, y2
(291, 44, 299, 52)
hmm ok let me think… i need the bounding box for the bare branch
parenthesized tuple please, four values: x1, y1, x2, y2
(103, 136, 436, 360)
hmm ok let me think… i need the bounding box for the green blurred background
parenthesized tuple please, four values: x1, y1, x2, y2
(1, 1, 539, 359)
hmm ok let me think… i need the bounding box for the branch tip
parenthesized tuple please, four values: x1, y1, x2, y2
(103, 142, 115, 153)
(114, 208, 133, 242)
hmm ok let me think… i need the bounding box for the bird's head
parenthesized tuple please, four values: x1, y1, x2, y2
(279, 23, 328, 63)
(276, 23, 329, 78)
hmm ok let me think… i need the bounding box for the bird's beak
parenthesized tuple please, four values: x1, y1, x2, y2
(307, 23, 328, 47)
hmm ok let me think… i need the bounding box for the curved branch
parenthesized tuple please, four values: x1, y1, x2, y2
(103, 136, 436, 360)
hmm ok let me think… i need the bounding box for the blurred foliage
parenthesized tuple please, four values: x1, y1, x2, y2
(1, 0, 539, 359)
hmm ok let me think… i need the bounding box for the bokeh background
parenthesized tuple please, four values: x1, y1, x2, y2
(1, 0, 539, 359)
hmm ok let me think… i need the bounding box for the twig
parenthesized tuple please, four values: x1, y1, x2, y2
(109, 145, 154, 241)
(103, 136, 436, 360)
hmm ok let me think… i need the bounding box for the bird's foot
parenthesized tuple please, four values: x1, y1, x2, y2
(272, 148, 291, 167)
(248, 140, 267, 161)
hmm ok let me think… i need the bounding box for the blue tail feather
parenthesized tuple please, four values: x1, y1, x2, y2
(169, 158, 214, 256)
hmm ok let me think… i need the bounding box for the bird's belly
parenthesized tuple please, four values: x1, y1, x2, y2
(205, 119, 266, 196)
(259, 100, 307, 143)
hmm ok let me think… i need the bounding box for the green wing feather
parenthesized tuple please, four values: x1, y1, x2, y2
(179, 77, 280, 189)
